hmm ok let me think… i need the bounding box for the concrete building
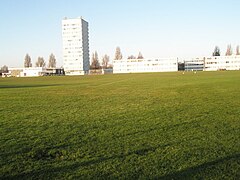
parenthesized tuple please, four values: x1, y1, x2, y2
(113, 58, 178, 74)
(62, 17, 90, 75)
(183, 55, 240, 71)
(8, 67, 65, 77)
(184, 58, 205, 71)
(8, 67, 45, 77)
(44, 68, 65, 76)
(205, 55, 240, 71)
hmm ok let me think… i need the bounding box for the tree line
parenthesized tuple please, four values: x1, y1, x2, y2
(90, 46, 144, 70)
(24, 53, 57, 68)
(2, 45, 240, 73)
(213, 45, 240, 56)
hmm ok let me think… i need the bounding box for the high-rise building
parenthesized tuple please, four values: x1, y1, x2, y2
(62, 17, 90, 75)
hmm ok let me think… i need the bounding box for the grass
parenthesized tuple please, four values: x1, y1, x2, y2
(0, 71, 240, 179)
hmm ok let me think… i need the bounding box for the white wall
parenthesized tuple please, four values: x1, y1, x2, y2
(113, 58, 178, 74)
(205, 55, 240, 71)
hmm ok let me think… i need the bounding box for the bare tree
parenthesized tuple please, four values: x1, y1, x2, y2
(94, 51, 98, 64)
(127, 55, 136, 59)
(102, 54, 109, 69)
(137, 52, 144, 59)
(225, 44, 233, 56)
(90, 51, 100, 69)
(236, 45, 240, 55)
(114, 47, 123, 60)
(212, 46, 220, 56)
(48, 53, 56, 68)
(24, 54, 32, 68)
(36, 57, 45, 67)
(1, 65, 8, 73)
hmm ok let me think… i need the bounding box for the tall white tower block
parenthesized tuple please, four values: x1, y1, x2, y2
(62, 17, 90, 75)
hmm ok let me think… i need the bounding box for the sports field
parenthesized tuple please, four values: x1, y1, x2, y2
(0, 71, 240, 179)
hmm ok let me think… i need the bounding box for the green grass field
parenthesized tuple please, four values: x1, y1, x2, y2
(0, 71, 240, 179)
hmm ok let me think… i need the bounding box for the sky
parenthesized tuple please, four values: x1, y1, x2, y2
(0, 0, 240, 67)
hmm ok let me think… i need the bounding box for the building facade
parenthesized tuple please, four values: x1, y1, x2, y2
(113, 58, 178, 74)
(8, 67, 45, 77)
(184, 58, 205, 71)
(8, 67, 65, 77)
(204, 55, 240, 71)
(183, 55, 240, 71)
(62, 17, 90, 75)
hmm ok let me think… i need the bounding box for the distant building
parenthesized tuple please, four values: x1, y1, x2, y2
(8, 67, 23, 77)
(178, 62, 185, 71)
(184, 58, 205, 71)
(1, 72, 11, 77)
(62, 17, 90, 75)
(89, 68, 113, 75)
(183, 55, 240, 71)
(44, 68, 65, 76)
(113, 58, 178, 74)
(8, 67, 64, 77)
(205, 55, 240, 71)
(8, 67, 45, 77)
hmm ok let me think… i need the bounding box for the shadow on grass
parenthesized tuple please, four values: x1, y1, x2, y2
(3, 143, 170, 179)
(4, 144, 239, 179)
(0, 84, 62, 89)
(160, 153, 240, 179)
(113, 120, 200, 140)
(1, 121, 204, 179)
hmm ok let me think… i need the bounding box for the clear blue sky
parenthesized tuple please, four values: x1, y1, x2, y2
(0, 0, 240, 67)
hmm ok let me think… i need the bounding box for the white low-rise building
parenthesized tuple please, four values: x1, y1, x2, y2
(8, 67, 65, 77)
(113, 58, 178, 74)
(184, 58, 205, 71)
(183, 55, 240, 71)
(22, 67, 45, 77)
(204, 55, 240, 71)
(8, 67, 45, 77)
